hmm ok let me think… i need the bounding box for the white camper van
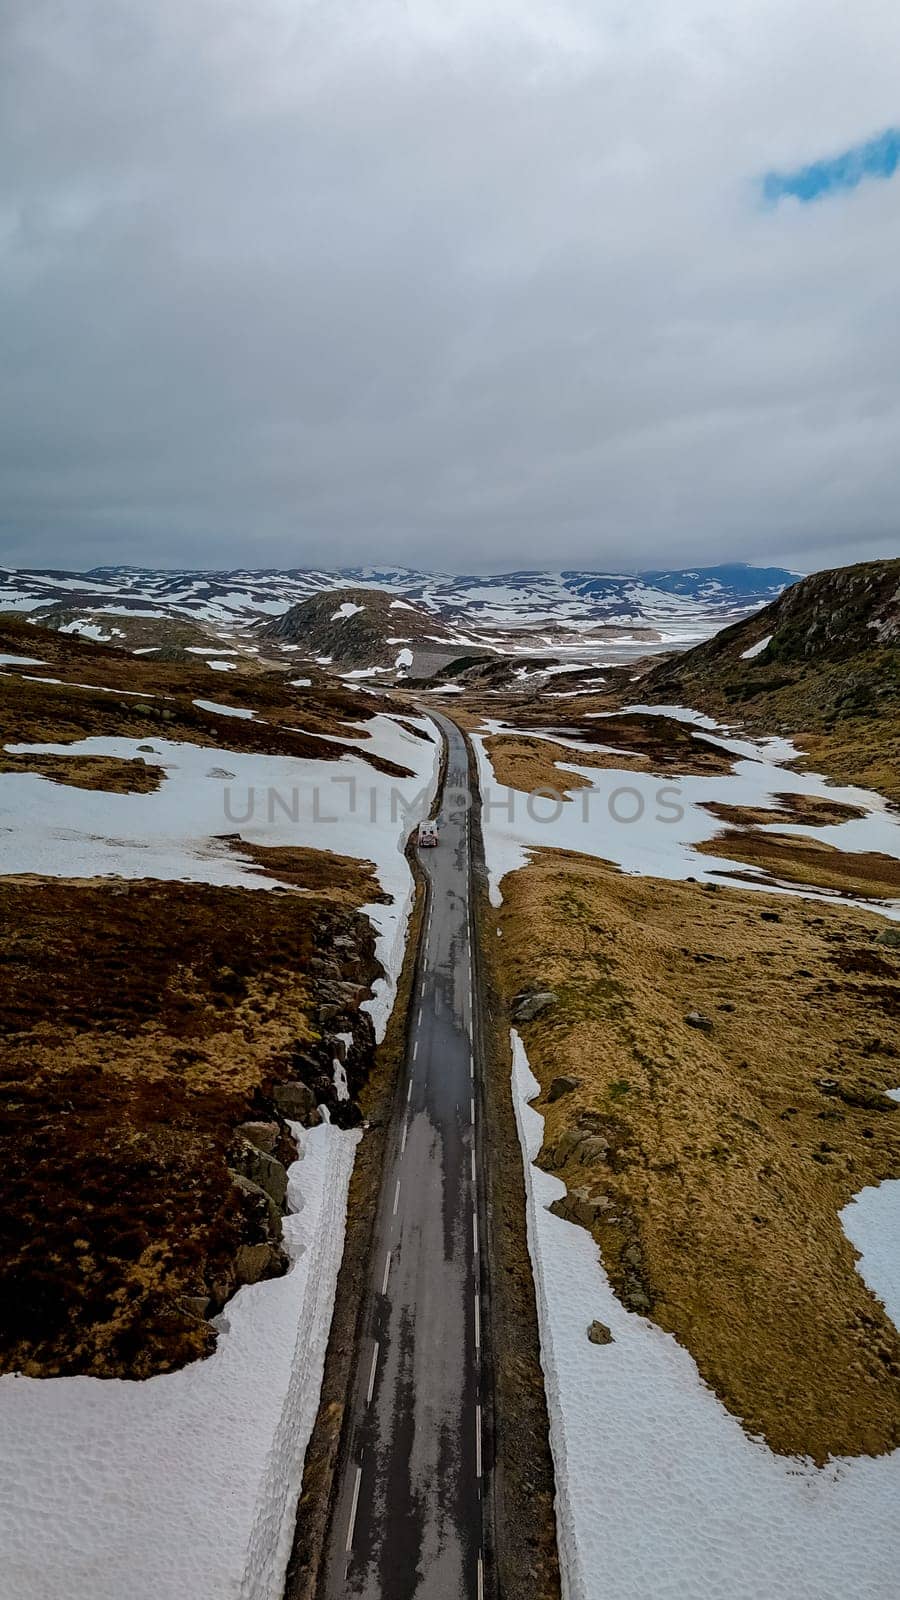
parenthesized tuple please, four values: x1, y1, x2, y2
(418, 820, 439, 848)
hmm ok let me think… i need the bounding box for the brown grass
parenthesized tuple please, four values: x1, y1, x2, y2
(483, 734, 646, 795)
(700, 828, 900, 901)
(703, 792, 868, 829)
(793, 725, 900, 807)
(480, 712, 736, 793)
(492, 848, 900, 1463)
(0, 871, 378, 1380)
(225, 839, 385, 904)
(0, 751, 164, 793)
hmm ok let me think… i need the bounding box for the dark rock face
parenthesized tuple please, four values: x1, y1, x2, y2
(228, 1171, 283, 1240)
(230, 1140, 288, 1210)
(273, 1082, 318, 1121)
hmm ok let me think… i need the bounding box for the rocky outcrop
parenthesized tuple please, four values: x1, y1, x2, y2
(543, 1124, 610, 1171)
(230, 1139, 289, 1210)
(511, 989, 558, 1023)
(549, 1187, 614, 1228)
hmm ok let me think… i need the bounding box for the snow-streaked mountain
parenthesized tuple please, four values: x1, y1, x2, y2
(0, 563, 797, 646)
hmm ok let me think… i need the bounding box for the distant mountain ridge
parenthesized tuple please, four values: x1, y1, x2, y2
(0, 561, 796, 638)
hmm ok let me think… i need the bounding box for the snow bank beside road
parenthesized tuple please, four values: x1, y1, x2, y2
(512, 1032, 900, 1600)
(0, 1123, 359, 1600)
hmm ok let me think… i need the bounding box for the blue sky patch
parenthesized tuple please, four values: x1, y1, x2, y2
(763, 127, 900, 205)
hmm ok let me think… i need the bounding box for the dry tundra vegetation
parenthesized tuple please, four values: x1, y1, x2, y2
(476, 562, 900, 1464)
(0, 618, 418, 1380)
(492, 849, 900, 1464)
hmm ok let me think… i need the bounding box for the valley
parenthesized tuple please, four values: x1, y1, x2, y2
(0, 557, 897, 1600)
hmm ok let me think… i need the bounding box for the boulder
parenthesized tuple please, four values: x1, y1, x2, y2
(317, 1003, 348, 1028)
(228, 1171, 283, 1239)
(547, 1075, 581, 1103)
(179, 1294, 211, 1320)
(274, 1081, 318, 1121)
(231, 1140, 288, 1210)
(234, 1242, 286, 1286)
(511, 990, 558, 1023)
(587, 1320, 613, 1346)
(876, 926, 900, 949)
(576, 1134, 610, 1165)
(684, 1011, 714, 1032)
(544, 1126, 609, 1170)
(236, 1120, 279, 1155)
(549, 1187, 612, 1228)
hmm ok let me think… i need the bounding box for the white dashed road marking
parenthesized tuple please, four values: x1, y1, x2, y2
(366, 1342, 380, 1406)
(346, 1463, 363, 1553)
(381, 1252, 391, 1295)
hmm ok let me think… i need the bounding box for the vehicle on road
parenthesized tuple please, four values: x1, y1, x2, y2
(418, 820, 439, 847)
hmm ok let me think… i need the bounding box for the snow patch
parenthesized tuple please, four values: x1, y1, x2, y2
(741, 634, 773, 659)
(192, 699, 257, 720)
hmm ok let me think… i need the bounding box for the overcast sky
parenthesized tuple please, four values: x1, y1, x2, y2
(2, 1, 899, 575)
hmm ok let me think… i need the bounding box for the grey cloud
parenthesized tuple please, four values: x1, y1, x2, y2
(1, 0, 899, 573)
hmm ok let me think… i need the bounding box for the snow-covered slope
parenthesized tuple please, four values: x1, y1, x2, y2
(0, 563, 797, 643)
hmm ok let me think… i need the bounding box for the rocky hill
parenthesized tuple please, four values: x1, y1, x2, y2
(645, 558, 900, 799)
(258, 587, 463, 675)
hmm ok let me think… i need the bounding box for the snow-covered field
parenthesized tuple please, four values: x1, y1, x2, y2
(512, 1032, 900, 1600)
(472, 707, 900, 922)
(0, 1122, 359, 1600)
(0, 710, 439, 1599)
(0, 712, 439, 1036)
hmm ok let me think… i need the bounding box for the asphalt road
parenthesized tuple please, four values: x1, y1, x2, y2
(318, 712, 492, 1600)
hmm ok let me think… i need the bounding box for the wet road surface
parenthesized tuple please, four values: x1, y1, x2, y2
(318, 713, 490, 1600)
